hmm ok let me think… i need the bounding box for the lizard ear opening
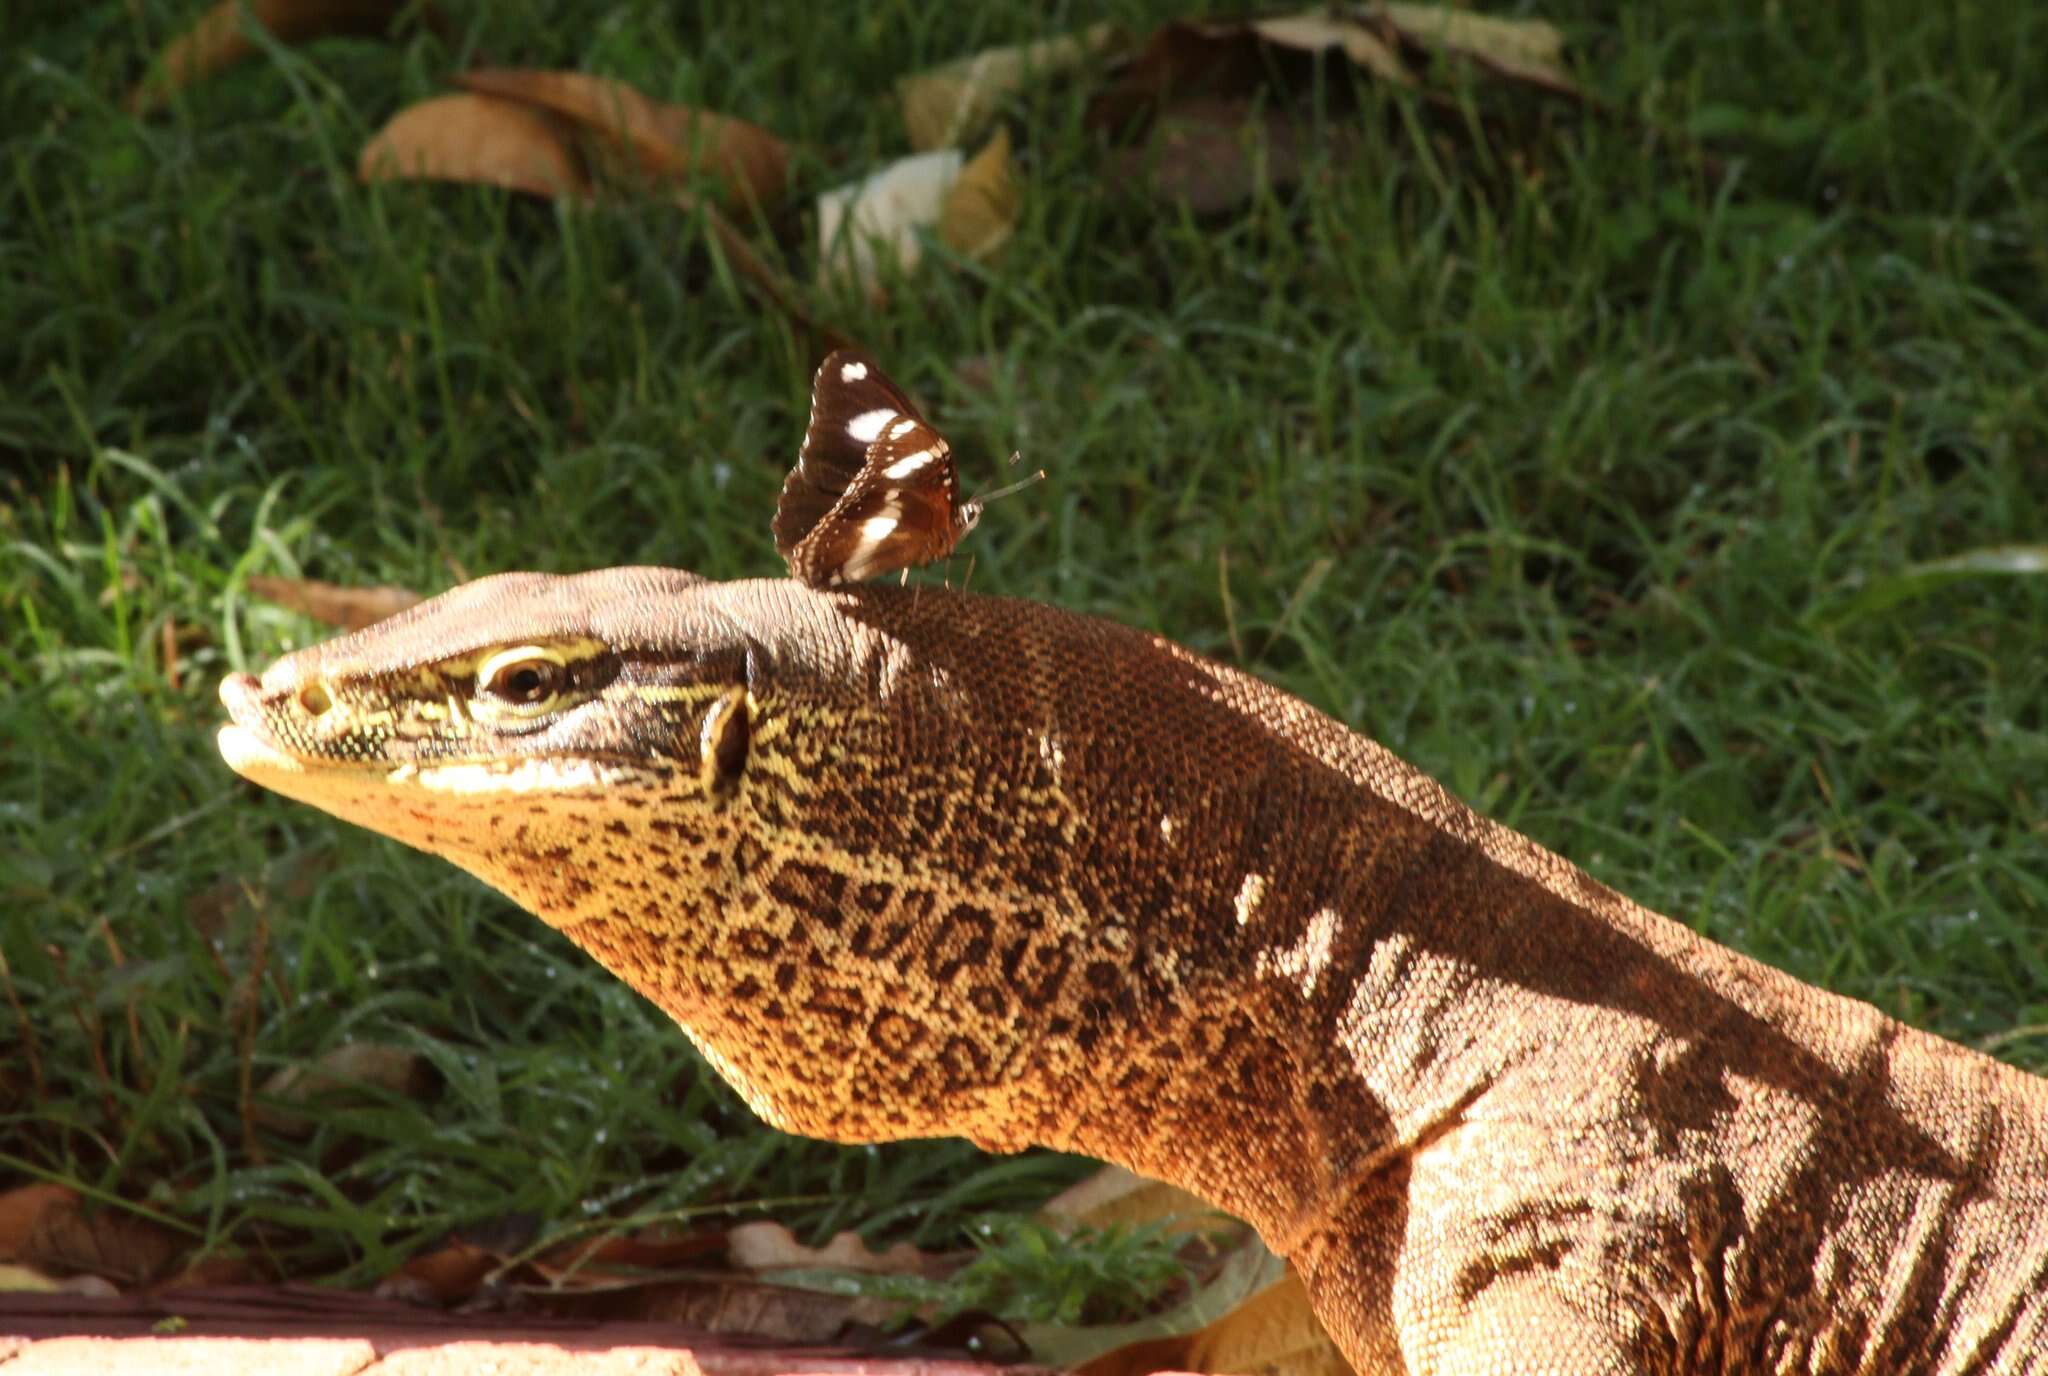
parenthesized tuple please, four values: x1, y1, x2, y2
(700, 687, 750, 794)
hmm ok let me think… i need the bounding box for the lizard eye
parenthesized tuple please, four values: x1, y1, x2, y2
(478, 646, 568, 713)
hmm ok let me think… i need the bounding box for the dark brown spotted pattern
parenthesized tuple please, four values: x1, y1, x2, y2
(220, 569, 2048, 1375)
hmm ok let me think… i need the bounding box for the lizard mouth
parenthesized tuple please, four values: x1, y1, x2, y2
(216, 671, 380, 785)
(217, 671, 296, 776)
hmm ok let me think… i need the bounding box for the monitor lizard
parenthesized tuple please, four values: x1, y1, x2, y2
(216, 567, 2048, 1374)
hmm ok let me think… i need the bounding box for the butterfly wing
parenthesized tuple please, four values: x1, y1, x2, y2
(775, 352, 973, 586)
(808, 415, 964, 584)
(773, 350, 928, 559)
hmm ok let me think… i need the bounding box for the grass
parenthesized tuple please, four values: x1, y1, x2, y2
(5, 0, 2046, 1301)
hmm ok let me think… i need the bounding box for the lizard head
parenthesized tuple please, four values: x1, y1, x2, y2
(218, 568, 752, 875)
(217, 568, 1088, 1148)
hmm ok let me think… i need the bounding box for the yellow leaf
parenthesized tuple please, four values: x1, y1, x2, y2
(1379, 2, 1579, 96)
(938, 126, 1021, 262)
(1252, 10, 1411, 85)
(0, 1263, 61, 1293)
(899, 22, 1127, 151)
(1037, 1164, 1227, 1235)
(1078, 1265, 1354, 1376)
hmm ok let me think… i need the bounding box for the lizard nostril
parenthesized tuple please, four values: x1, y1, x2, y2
(297, 681, 333, 717)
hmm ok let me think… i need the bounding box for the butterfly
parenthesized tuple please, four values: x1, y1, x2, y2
(774, 350, 1001, 587)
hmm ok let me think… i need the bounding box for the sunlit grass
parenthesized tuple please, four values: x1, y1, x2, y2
(4, 0, 2045, 1288)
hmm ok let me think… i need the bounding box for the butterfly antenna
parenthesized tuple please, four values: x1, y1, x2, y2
(969, 465, 1047, 509)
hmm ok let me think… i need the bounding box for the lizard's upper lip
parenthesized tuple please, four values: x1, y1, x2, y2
(219, 671, 263, 719)
(217, 671, 298, 776)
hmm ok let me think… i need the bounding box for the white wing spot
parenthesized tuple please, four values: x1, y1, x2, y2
(887, 417, 919, 440)
(840, 360, 869, 382)
(859, 514, 900, 540)
(881, 449, 937, 479)
(846, 408, 897, 444)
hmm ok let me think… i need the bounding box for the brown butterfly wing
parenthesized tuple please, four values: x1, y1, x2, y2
(773, 350, 927, 559)
(775, 352, 971, 586)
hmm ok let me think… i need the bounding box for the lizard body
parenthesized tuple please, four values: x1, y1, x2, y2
(218, 568, 2048, 1374)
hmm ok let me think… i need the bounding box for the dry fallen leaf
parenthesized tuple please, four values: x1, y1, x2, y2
(359, 93, 591, 199)
(244, 574, 426, 631)
(0, 1184, 78, 1261)
(1091, 5, 1577, 135)
(21, 1195, 188, 1286)
(362, 80, 834, 349)
(898, 22, 1127, 151)
(254, 1041, 434, 1135)
(589, 1271, 904, 1337)
(0, 1262, 61, 1293)
(127, 0, 447, 115)
(535, 1223, 727, 1283)
(1380, 2, 1578, 97)
(1037, 1165, 1230, 1236)
(453, 69, 790, 209)
(379, 1237, 499, 1305)
(1075, 1263, 1350, 1376)
(1251, 10, 1410, 84)
(1025, 1167, 1349, 1375)
(1112, 98, 1345, 215)
(938, 126, 1021, 261)
(727, 1220, 944, 1278)
(817, 148, 962, 304)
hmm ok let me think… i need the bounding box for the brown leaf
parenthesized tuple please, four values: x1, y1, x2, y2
(542, 1223, 727, 1277)
(598, 1272, 902, 1338)
(127, 0, 447, 116)
(0, 1184, 78, 1261)
(358, 93, 592, 200)
(1090, 5, 1577, 134)
(244, 574, 425, 631)
(727, 1221, 945, 1279)
(1085, 20, 1277, 134)
(898, 22, 1127, 151)
(23, 1196, 188, 1286)
(454, 69, 790, 209)
(380, 1238, 499, 1305)
(937, 126, 1021, 261)
(254, 1041, 434, 1136)
(1111, 98, 1334, 216)
(483, 1222, 731, 1294)
(162, 1250, 262, 1289)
